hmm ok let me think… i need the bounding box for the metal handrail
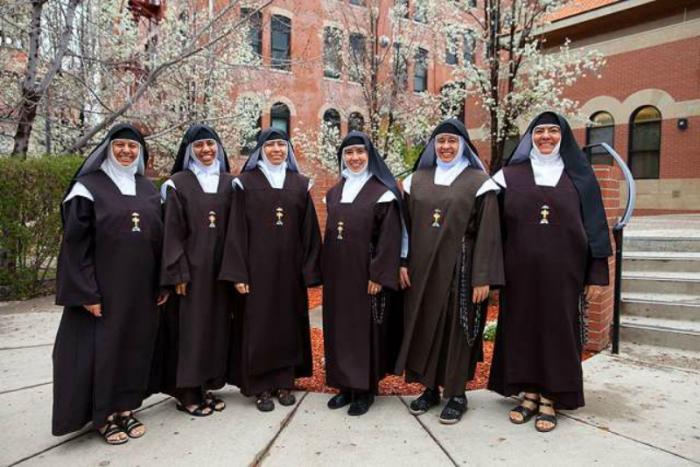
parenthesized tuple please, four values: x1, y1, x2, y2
(582, 142, 637, 354)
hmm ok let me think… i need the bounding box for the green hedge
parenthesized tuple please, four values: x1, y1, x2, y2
(0, 155, 83, 299)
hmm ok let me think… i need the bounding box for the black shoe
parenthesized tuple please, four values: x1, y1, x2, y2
(348, 393, 374, 416)
(439, 395, 468, 425)
(256, 391, 275, 412)
(408, 388, 441, 415)
(327, 391, 352, 410)
(275, 389, 296, 406)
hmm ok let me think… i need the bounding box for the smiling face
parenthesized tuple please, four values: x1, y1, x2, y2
(192, 139, 217, 166)
(263, 139, 288, 165)
(532, 125, 562, 155)
(435, 133, 460, 163)
(342, 145, 369, 173)
(111, 139, 140, 166)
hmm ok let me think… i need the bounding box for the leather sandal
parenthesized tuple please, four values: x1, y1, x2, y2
(116, 413, 145, 438)
(204, 391, 226, 411)
(535, 400, 558, 432)
(509, 395, 539, 424)
(256, 391, 275, 412)
(176, 401, 213, 417)
(439, 395, 468, 425)
(97, 421, 128, 445)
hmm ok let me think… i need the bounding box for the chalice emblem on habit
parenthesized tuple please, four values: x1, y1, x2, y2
(337, 221, 345, 240)
(208, 211, 217, 228)
(275, 207, 284, 226)
(131, 212, 141, 232)
(540, 205, 550, 224)
(432, 208, 442, 228)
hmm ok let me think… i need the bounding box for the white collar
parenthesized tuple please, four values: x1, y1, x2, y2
(188, 158, 220, 193)
(434, 155, 469, 186)
(340, 164, 371, 203)
(257, 153, 287, 189)
(529, 140, 564, 187)
(100, 148, 138, 196)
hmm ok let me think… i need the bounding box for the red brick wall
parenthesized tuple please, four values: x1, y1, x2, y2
(585, 165, 622, 351)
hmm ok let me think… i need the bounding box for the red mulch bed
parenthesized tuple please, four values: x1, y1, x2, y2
(296, 299, 597, 395)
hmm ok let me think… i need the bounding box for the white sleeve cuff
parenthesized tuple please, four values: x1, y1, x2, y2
(401, 173, 413, 195)
(160, 179, 176, 201)
(377, 190, 397, 203)
(63, 182, 94, 203)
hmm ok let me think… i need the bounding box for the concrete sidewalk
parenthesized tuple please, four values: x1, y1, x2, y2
(1, 298, 698, 466)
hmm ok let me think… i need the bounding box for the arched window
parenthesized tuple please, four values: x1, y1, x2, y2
(439, 82, 465, 123)
(241, 8, 263, 57)
(271, 15, 291, 71)
(349, 33, 366, 83)
(323, 108, 341, 134)
(271, 102, 291, 134)
(348, 112, 365, 132)
(586, 111, 615, 165)
(629, 106, 661, 179)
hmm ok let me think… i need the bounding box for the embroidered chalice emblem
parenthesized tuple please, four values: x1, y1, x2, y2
(432, 209, 442, 228)
(131, 212, 141, 232)
(275, 207, 284, 226)
(337, 221, 345, 240)
(540, 205, 551, 224)
(208, 211, 217, 229)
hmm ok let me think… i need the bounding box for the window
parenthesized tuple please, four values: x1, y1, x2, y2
(395, 0, 409, 18)
(393, 43, 408, 90)
(323, 27, 342, 79)
(322, 108, 342, 152)
(349, 33, 366, 83)
(629, 106, 661, 179)
(271, 15, 291, 71)
(440, 83, 465, 122)
(468, 0, 477, 7)
(241, 8, 263, 57)
(348, 112, 365, 132)
(323, 108, 341, 134)
(463, 31, 475, 65)
(445, 31, 458, 66)
(414, 0, 427, 22)
(586, 111, 615, 165)
(241, 115, 262, 155)
(271, 102, 291, 134)
(349, 0, 366, 5)
(414, 48, 428, 93)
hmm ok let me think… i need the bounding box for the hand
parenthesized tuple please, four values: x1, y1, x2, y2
(235, 283, 250, 295)
(84, 303, 102, 317)
(399, 267, 411, 289)
(175, 282, 188, 296)
(157, 291, 170, 306)
(472, 285, 490, 304)
(585, 285, 603, 302)
(367, 280, 382, 296)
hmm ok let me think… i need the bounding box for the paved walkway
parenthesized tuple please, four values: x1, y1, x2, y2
(1, 297, 698, 466)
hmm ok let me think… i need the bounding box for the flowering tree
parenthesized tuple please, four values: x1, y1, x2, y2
(446, 0, 605, 172)
(1, 0, 271, 160)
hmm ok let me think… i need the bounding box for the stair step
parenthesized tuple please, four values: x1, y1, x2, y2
(623, 236, 700, 253)
(621, 271, 700, 295)
(622, 292, 700, 320)
(622, 251, 700, 273)
(620, 316, 700, 351)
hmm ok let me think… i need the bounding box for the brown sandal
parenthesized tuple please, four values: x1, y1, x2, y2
(97, 421, 128, 445)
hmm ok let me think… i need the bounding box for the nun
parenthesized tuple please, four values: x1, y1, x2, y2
(53, 124, 166, 444)
(322, 131, 403, 416)
(395, 118, 504, 425)
(219, 128, 322, 412)
(156, 124, 234, 417)
(487, 111, 611, 432)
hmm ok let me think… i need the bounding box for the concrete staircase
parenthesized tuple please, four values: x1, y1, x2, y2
(620, 217, 700, 351)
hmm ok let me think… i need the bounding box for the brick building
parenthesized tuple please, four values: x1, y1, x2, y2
(218, 0, 700, 215)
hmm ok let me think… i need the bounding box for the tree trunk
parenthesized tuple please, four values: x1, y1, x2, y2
(11, 89, 41, 158)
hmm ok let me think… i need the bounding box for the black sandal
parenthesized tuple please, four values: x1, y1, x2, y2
(116, 413, 145, 438)
(97, 421, 128, 445)
(439, 395, 468, 425)
(256, 391, 275, 412)
(408, 388, 441, 415)
(275, 389, 296, 407)
(535, 401, 558, 432)
(204, 392, 226, 411)
(509, 395, 539, 424)
(176, 401, 213, 417)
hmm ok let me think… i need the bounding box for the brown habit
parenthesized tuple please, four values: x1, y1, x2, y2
(395, 167, 504, 397)
(322, 177, 402, 393)
(154, 170, 234, 399)
(219, 168, 322, 396)
(53, 171, 162, 435)
(488, 163, 609, 409)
